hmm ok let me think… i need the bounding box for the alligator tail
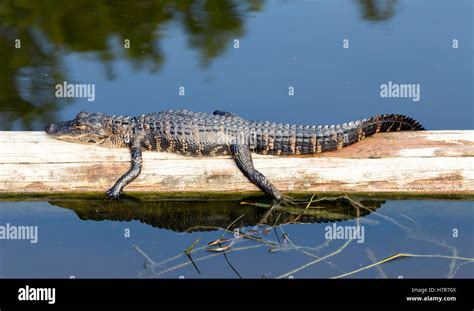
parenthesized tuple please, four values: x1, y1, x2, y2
(368, 114, 425, 132)
(341, 114, 424, 145)
(319, 114, 425, 153)
(255, 114, 425, 155)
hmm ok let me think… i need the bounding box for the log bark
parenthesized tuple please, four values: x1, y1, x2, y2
(0, 131, 472, 195)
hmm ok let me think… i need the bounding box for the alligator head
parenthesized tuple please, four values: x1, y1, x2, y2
(45, 111, 110, 145)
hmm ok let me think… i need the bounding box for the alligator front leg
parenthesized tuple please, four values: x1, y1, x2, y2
(230, 144, 283, 201)
(105, 146, 142, 199)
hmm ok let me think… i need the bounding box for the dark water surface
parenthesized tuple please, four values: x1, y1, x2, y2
(0, 197, 473, 278)
(0, 0, 472, 278)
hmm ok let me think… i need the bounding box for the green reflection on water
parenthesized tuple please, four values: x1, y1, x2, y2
(0, 0, 263, 129)
(358, 0, 396, 21)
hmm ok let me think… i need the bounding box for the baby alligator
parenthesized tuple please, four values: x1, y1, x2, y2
(45, 110, 424, 202)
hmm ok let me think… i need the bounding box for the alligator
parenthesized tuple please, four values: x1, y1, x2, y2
(45, 110, 424, 202)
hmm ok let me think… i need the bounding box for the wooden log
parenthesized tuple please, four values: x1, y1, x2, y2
(0, 131, 472, 195)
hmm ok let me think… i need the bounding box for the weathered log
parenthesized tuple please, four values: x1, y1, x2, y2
(0, 131, 472, 195)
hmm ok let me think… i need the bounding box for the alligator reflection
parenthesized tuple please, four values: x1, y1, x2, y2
(49, 197, 385, 232)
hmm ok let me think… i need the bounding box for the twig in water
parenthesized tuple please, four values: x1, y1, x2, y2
(273, 227, 281, 245)
(220, 213, 246, 240)
(223, 251, 242, 279)
(207, 244, 232, 252)
(331, 252, 474, 279)
(368, 207, 463, 278)
(365, 248, 387, 279)
(292, 194, 316, 223)
(184, 237, 201, 255)
(447, 247, 459, 279)
(208, 238, 230, 247)
(155, 245, 263, 277)
(450, 260, 474, 278)
(277, 239, 353, 279)
(186, 254, 202, 274)
(134, 244, 158, 268)
(272, 229, 344, 273)
(183, 237, 202, 275)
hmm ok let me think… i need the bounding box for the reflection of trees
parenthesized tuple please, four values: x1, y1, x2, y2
(0, 25, 66, 130)
(180, 1, 245, 65)
(0, 0, 263, 130)
(357, 0, 397, 22)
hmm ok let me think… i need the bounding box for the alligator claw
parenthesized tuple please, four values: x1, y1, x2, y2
(105, 187, 122, 200)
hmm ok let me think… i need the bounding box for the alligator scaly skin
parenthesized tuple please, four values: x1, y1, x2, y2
(45, 109, 425, 201)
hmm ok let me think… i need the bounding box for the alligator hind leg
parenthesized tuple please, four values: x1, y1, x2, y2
(105, 146, 142, 199)
(230, 144, 284, 201)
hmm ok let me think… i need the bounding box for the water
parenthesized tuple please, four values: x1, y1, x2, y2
(0, 0, 472, 130)
(0, 0, 472, 278)
(0, 197, 472, 278)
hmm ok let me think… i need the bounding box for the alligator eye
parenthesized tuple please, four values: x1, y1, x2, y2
(75, 125, 87, 130)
